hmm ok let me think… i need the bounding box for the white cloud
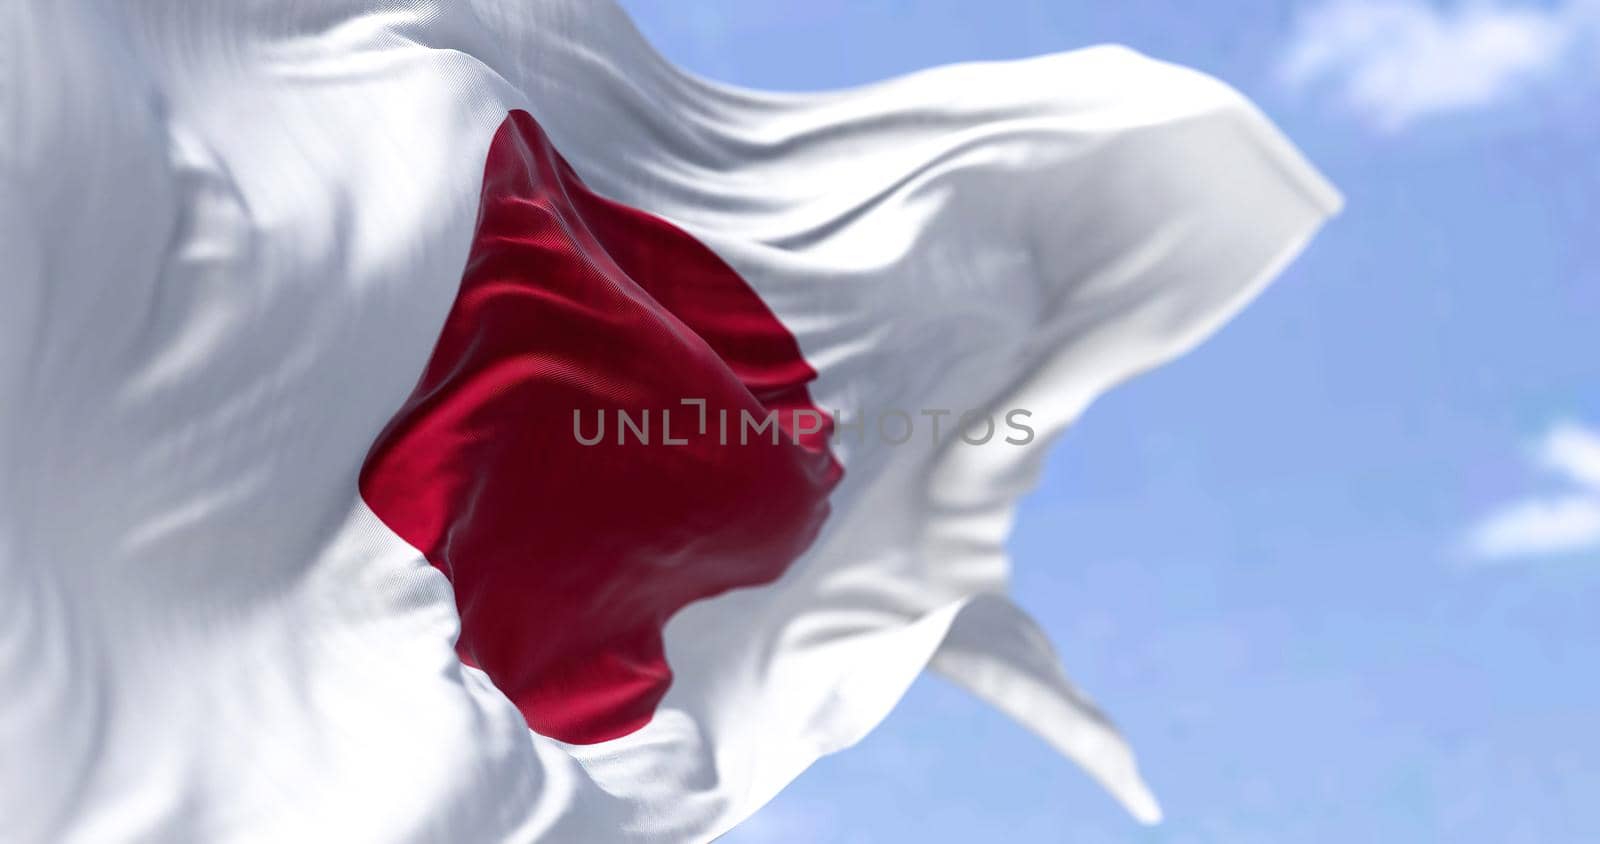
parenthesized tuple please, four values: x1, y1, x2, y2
(1539, 420, 1600, 489)
(1466, 421, 1600, 561)
(1280, 0, 1599, 129)
(1468, 494, 1600, 558)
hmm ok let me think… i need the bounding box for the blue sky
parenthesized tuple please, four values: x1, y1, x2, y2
(618, 2, 1600, 840)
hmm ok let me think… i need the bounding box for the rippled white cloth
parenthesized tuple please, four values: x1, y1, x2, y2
(1, 2, 1338, 841)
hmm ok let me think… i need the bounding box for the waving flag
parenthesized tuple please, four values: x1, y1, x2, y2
(1, 2, 1339, 841)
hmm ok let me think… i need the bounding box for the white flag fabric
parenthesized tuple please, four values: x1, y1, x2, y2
(1, 2, 1339, 841)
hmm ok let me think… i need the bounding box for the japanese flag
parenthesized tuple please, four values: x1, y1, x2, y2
(0, 1, 1339, 841)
